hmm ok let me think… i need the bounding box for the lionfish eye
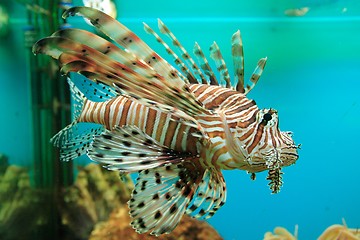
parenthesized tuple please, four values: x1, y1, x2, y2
(263, 113, 272, 121)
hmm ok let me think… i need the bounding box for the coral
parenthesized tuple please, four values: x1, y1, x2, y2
(318, 220, 360, 240)
(89, 206, 223, 240)
(0, 165, 50, 239)
(264, 226, 298, 240)
(264, 220, 360, 240)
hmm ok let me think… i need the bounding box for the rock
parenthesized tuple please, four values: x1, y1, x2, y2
(61, 163, 223, 240)
(0, 153, 8, 176)
(0, 162, 222, 240)
(0, 165, 50, 239)
(59, 163, 134, 239)
(89, 206, 223, 240)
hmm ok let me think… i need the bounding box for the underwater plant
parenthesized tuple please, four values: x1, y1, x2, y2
(33, 6, 300, 235)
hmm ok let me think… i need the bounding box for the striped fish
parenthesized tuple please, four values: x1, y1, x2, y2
(33, 7, 300, 236)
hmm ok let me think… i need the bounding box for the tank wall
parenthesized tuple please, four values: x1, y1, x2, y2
(1, 0, 359, 239)
(0, 3, 32, 166)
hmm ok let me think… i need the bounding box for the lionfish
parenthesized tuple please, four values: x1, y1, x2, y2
(33, 7, 300, 236)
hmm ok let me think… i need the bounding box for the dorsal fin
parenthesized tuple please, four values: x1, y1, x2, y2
(245, 57, 267, 94)
(34, 7, 212, 120)
(209, 41, 231, 88)
(142, 22, 196, 84)
(231, 30, 245, 92)
(157, 19, 208, 84)
(62, 6, 185, 86)
(33, 36, 210, 120)
(52, 28, 152, 77)
(193, 42, 218, 85)
(72, 74, 118, 102)
(231, 30, 267, 95)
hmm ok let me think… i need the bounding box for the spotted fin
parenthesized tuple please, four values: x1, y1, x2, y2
(128, 162, 200, 236)
(72, 74, 117, 102)
(52, 28, 157, 79)
(33, 35, 209, 120)
(62, 6, 186, 86)
(186, 168, 226, 219)
(51, 77, 105, 161)
(88, 125, 196, 172)
(129, 161, 227, 235)
(57, 123, 104, 161)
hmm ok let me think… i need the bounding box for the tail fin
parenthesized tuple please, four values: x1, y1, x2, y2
(51, 78, 87, 148)
(51, 77, 108, 161)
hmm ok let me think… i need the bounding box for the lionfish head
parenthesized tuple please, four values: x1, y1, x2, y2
(248, 108, 300, 193)
(249, 108, 299, 169)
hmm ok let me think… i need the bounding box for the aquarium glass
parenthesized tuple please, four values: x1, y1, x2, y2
(1, 0, 359, 239)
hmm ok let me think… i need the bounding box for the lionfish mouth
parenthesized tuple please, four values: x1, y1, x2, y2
(253, 144, 299, 170)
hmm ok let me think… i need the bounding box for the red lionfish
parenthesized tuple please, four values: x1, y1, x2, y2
(33, 7, 300, 236)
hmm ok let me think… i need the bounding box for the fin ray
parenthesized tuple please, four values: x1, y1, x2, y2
(129, 162, 203, 236)
(53, 122, 104, 161)
(186, 168, 226, 219)
(62, 6, 186, 87)
(88, 126, 195, 172)
(157, 19, 208, 84)
(245, 57, 267, 94)
(51, 78, 106, 159)
(209, 42, 231, 88)
(34, 35, 209, 118)
(231, 30, 245, 92)
(193, 42, 218, 85)
(143, 22, 197, 84)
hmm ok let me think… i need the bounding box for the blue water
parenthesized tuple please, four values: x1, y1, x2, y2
(1, 0, 360, 239)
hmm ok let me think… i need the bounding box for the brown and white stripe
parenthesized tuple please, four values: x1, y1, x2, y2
(78, 95, 198, 154)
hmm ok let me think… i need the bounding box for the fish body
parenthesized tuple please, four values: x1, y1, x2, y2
(77, 82, 296, 172)
(33, 6, 299, 236)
